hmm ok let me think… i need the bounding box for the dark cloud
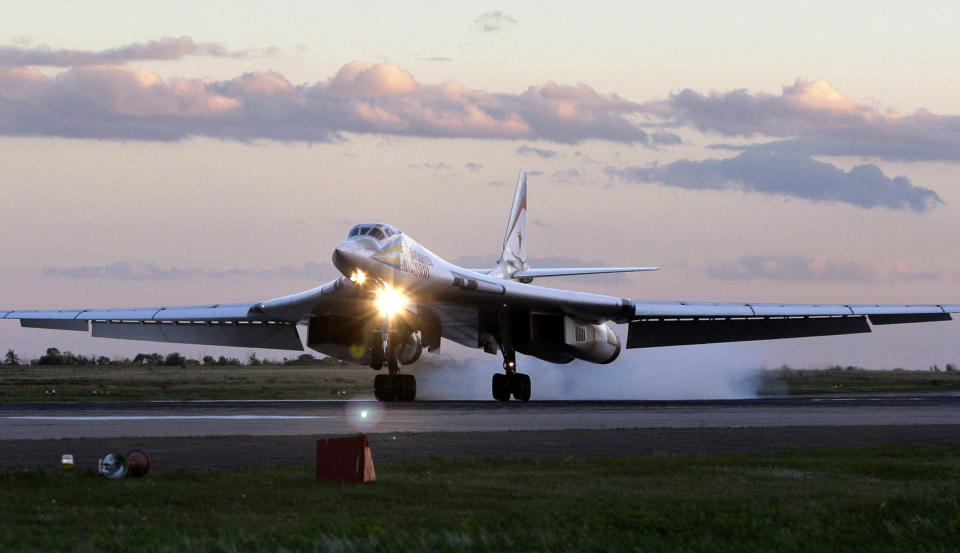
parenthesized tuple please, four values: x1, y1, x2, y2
(409, 162, 453, 170)
(42, 261, 337, 281)
(649, 78, 960, 162)
(606, 150, 942, 212)
(516, 144, 558, 158)
(650, 130, 682, 145)
(707, 254, 941, 283)
(472, 11, 518, 32)
(0, 37, 264, 67)
(0, 60, 649, 144)
(551, 168, 583, 184)
(464, 162, 483, 172)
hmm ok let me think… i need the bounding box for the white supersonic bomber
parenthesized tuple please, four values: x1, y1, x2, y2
(3, 171, 959, 402)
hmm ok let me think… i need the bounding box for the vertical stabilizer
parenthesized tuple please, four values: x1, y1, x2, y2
(490, 171, 529, 279)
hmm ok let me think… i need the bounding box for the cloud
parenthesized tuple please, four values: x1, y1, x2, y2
(551, 168, 584, 184)
(516, 144, 558, 158)
(650, 130, 682, 145)
(408, 162, 453, 170)
(464, 162, 483, 172)
(0, 37, 266, 67)
(0, 59, 649, 144)
(606, 150, 942, 212)
(473, 11, 518, 32)
(42, 261, 337, 281)
(707, 255, 942, 283)
(650, 78, 960, 162)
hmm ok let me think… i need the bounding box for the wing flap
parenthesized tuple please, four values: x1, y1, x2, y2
(869, 313, 952, 325)
(632, 301, 959, 319)
(20, 319, 89, 331)
(91, 321, 303, 350)
(627, 316, 871, 348)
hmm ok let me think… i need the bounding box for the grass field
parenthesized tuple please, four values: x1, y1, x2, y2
(4, 365, 960, 402)
(758, 367, 960, 395)
(2, 444, 960, 552)
(0, 365, 375, 402)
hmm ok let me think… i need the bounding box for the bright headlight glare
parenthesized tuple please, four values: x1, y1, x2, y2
(374, 284, 408, 317)
(350, 269, 367, 285)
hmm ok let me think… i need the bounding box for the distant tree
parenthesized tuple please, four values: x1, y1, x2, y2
(202, 355, 216, 366)
(133, 353, 164, 366)
(247, 353, 262, 366)
(284, 354, 319, 366)
(38, 348, 64, 365)
(4, 349, 20, 366)
(946, 364, 956, 373)
(164, 352, 187, 366)
(96, 356, 111, 366)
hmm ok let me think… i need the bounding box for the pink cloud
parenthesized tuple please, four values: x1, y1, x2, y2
(652, 78, 960, 161)
(0, 36, 265, 66)
(0, 60, 649, 143)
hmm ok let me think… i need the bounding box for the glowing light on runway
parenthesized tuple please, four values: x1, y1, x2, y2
(346, 402, 383, 431)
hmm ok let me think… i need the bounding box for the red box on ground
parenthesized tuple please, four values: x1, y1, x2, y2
(316, 435, 376, 483)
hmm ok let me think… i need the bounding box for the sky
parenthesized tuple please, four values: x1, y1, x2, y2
(1, 1, 959, 374)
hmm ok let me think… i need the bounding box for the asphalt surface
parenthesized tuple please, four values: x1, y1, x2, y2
(4, 394, 960, 471)
(3, 394, 960, 440)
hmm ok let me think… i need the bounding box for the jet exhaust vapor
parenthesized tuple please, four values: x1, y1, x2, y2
(2, 171, 958, 402)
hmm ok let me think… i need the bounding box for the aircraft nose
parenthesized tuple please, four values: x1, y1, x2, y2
(332, 241, 368, 276)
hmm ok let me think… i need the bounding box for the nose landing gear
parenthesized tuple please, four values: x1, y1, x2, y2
(492, 348, 531, 402)
(370, 327, 416, 402)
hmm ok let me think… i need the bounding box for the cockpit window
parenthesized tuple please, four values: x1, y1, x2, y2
(346, 223, 399, 241)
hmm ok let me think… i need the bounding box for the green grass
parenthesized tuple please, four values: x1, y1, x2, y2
(3, 444, 960, 552)
(6, 365, 960, 403)
(759, 367, 960, 395)
(0, 365, 375, 402)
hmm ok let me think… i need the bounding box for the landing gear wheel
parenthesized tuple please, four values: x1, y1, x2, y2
(492, 373, 511, 401)
(511, 373, 531, 402)
(374, 373, 391, 401)
(374, 374, 416, 402)
(399, 374, 416, 401)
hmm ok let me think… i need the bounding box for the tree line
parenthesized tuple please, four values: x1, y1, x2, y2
(2, 348, 340, 368)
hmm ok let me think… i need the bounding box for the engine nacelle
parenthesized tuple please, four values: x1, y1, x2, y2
(564, 318, 621, 364)
(307, 312, 376, 365)
(515, 313, 621, 365)
(398, 331, 423, 365)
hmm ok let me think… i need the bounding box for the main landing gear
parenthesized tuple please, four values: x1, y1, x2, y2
(370, 328, 416, 402)
(491, 348, 531, 402)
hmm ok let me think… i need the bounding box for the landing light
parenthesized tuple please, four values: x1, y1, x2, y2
(374, 284, 408, 317)
(350, 269, 367, 285)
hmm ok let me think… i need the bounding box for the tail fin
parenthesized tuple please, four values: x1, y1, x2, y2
(491, 170, 529, 279)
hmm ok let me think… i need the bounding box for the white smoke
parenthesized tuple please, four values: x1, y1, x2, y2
(412, 327, 763, 401)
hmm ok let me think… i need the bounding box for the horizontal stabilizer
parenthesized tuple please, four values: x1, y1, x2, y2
(513, 267, 659, 279)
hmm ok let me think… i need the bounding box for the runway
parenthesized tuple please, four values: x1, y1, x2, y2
(4, 394, 960, 440)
